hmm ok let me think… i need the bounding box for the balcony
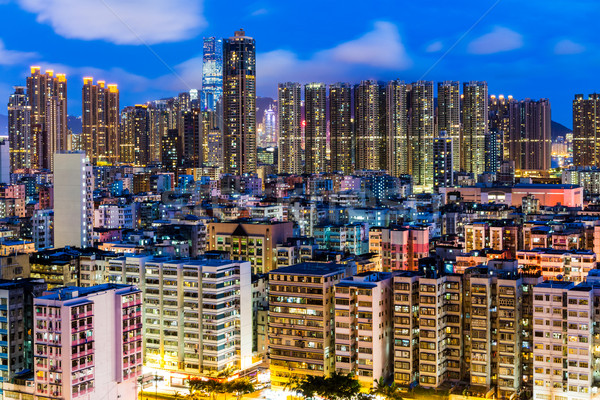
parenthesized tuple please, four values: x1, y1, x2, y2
(71, 310, 93, 320)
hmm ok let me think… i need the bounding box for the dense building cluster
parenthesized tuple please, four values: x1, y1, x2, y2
(2, 28, 600, 400)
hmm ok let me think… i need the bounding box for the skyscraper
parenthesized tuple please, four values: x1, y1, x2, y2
(277, 82, 302, 174)
(386, 80, 409, 177)
(329, 83, 353, 174)
(508, 99, 551, 171)
(409, 81, 435, 191)
(264, 105, 276, 146)
(120, 105, 150, 165)
(437, 81, 461, 172)
(26, 67, 68, 171)
(573, 94, 600, 167)
(181, 109, 202, 168)
(304, 83, 327, 174)
(463, 81, 488, 176)
(223, 29, 256, 175)
(200, 109, 220, 168)
(202, 37, 223, 112)
(53, 152, 93, 248)
(489, 94, 514, 162)
(82, 78, 120, 165)
(433, 132, 454, 190)
(161, 128, 180, 172)
(484, 131, 500, 173)
(8, 86, 31, 171)
(355, 80, 386, 171)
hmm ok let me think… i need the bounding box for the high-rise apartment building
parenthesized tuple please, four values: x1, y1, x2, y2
(201, 110, 223, 168)
(26, 67, 68, 171)
(392, 262, 527, 398)
(508, 99, 551, 171)
(355, 80, 386, 171)
(437, 81, 461, 172)
(386, 80, 409, 177)
(489, 94, 514, 162)
(532, 279, 598, 400)
(120, 105, 150, 165)
(462, 81, 488, 176)
(484, 131, 501, 173)
(0, 279, 46, 397)
(304, 83, 327, 174)
(277, 82, 302, 174)
(147, 107, 166, 164)
(202, 37, 223, 112)
(33, 284, 142, 399)
(409, 81, 435, 191)
(268, 263, 351, 389)
(433, 132, 454, 190)
(223, 29, 256, 175)
(161, 128, 179, 172)
(181, 109, 202, 168)
(82, 78, 120, 165)
(329, 83, 353, 174)
(107, 257, 252, 377)
(334, 272, 393, 388)
(573, 94, 600, 167)
(53, 152, 93, 248)
(8, 86, 31, 171)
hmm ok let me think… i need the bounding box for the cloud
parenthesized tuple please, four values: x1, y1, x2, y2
(319, 21, 412, 69)
(554, 39, 585, 55)
(15, 0, 205, 45)
(426, 41, 443, 53)
(169, 21, 413, 98)
(467, 27, 523, 55)
(251, 8, 268, 16)
(0, 39, 38, 65)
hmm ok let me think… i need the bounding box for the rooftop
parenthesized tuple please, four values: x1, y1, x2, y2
(270, 262, 347, 276)
(38, 283, 138, 301)
(536, 280, 575, 289)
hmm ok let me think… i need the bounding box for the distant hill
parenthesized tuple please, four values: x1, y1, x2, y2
(551, 120, 571, 140)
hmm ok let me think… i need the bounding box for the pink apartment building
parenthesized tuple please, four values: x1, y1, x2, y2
(33, 284, 142, 399)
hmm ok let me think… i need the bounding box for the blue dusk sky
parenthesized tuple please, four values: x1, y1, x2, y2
(0, 0, 596, 126)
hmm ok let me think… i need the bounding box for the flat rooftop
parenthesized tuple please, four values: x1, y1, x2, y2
(38, 283, 138, 301)
(270, 262, 347, 276)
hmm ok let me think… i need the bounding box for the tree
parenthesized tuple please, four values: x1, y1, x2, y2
(287, 373, 362, 400)
(188, 378, 224, 400)
(371, 377, 403, 400)
(226, 379, 255, 400)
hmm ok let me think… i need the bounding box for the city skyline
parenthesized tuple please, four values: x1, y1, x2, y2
(0, 0, 597, 126)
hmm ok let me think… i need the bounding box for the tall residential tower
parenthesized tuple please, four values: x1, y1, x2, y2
(573, 94, 600, 167)
(437, 81, 461, 172)
(223, 29, 256, 175)
(462, 81, 488, 176)
(277, 83, 302, 175)
(329, 83, 353, 174)
(8, 86, 31, 171)
(82, 78, 120, 165)
(304, 83, 327, 174)
(409, 81, 435, 191)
